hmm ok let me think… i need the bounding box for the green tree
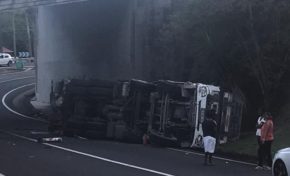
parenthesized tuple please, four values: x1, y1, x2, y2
(153, 0, 290, 112)
(0, 10, 35, 55)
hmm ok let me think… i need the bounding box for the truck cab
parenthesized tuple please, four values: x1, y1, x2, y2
(147, 81, 243, 148)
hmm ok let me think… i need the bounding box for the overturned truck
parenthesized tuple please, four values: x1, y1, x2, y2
(147, 81, 244, 147)
(50, 79, 244, 147)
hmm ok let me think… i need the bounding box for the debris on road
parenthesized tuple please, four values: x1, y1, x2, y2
(37, 137, 62, 143)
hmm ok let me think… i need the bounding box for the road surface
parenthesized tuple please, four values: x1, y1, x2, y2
(0, 70, 271, 176)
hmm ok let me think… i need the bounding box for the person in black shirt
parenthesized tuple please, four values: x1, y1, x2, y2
(202, 109, 217, 166)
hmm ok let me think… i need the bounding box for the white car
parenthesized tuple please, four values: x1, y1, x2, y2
(0, 53, 14, 67)
(273, 148, 290, 176)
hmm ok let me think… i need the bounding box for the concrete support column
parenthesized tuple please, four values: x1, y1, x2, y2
(36, 0, 135, 104)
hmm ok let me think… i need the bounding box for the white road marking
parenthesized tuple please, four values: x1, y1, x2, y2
(2, 130, 38, 143)
(24, 68, 33, 72)
(0, 69, 33, 76)
(0, 76, 35, 84)
(1, 82, 175, 176)
(0, 173, 6, 176)
(1, 83, 47, 123)
(167, 148, 256, 166)
(3, 131, 175, 176)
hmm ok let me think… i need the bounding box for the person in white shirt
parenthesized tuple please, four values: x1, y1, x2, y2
(255, 113, 266, 169)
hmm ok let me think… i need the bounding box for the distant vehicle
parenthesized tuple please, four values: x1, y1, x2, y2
(273, 148, 290, 176)
(0, 53, 14, 67)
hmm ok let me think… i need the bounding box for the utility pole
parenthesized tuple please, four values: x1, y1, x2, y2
(25, 11, 33, 57)
(12, 13, 17, 58)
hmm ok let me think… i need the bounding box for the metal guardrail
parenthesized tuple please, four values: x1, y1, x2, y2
(0, 0, 88, 11)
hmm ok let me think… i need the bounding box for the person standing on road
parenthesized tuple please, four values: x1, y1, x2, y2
(202, 109, 217, 166)
(260, 112, 274, 170)
(255, 112, 266, 169)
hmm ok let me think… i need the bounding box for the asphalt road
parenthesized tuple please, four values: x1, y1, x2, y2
(0, 70, 272, 176)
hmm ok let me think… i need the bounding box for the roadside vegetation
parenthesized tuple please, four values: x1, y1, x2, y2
(0, 10, 35, 54)
(146, 0, 290, 154)
(149, 0, 290, 132)
(219, 108, 290, 157)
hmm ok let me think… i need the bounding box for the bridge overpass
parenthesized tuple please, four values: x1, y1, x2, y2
(0, 0, 172, 105)
(0, 0, 87, 11)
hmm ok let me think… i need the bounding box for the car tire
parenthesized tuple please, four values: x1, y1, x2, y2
(7, 61, 12, 67)
(274, 160, 288, 176)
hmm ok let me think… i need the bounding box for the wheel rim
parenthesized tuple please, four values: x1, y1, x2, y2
(274, 161, 288, 176)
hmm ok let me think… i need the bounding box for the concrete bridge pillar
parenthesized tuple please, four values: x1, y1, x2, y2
(36, 0, 135, 104)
